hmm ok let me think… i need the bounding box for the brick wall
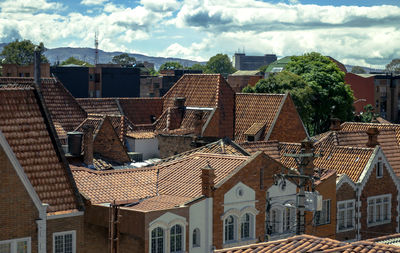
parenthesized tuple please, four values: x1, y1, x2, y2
(157, 134, 194, 158)
(305, 172, 337, 239)
(269, 95, 308, 142)
(336, 182, 357, 241)
(212, 153, 281, 249)
(344, 73, 374, 113)
(217, 80, 235, 139)
(93, 118, 130, 163)
(46, 215, 84, 253)
(0, 147, 39, 252)
(359, 162, 398, 239)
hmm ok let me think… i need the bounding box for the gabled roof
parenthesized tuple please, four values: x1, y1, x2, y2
(119, 97, 164, 124)
(340, 122, 400, 143)
(235, 93, 286, 142)
(157, 138, 250, 164)
(279, 141, 374, 182)
(239, 140, 280, 160)
(0, 77, 87, 134)
(214, 234, 346, 253)
(77, 98, 122, 115)
(0, 84, 81, 213)
(71, 152, 250, 204)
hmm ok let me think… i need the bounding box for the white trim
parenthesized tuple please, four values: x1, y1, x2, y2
(52, 230, 76, 253)
(47, 211, 84, 220)
(336, 174, 357, 191)
(0, 130, 48, 253)
(0, 237, 31, 253)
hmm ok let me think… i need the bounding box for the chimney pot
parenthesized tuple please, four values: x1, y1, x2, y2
(330, 118, 341, 131)
(366, 127, 379, 147)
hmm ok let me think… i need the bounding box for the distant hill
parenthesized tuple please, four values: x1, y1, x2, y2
(0, 43, 204, 70)
(345, 65, 384, 74)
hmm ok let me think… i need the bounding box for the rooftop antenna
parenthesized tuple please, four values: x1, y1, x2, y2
(94, 31, 99, 65)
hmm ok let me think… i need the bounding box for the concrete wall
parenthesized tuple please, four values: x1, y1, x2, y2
(127, 138, 160, 160)
(189, 198, 213, 253)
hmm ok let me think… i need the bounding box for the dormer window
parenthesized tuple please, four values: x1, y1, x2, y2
(244, 123, 265, 142)
(377, 161, 383, 178)
(247, 135, 255, 142)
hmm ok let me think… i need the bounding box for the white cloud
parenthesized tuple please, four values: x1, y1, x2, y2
(0, 0, 63, 13)
(81, 0, 108, 6)
(140, 0, 181, 12)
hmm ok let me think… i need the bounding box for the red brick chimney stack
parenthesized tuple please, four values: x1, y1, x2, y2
(366, 127, 380, 147)
(194, 110, 204, 137)
(201, 162, 215, 198)
(83, 125, 94, 166)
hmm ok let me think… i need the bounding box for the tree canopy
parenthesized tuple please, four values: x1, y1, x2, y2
(111, 53, 136, 65)
(205, 53, 236, 74)
(386, 59, 400, 74)
(351, 66, 366, 74)
(0, 40, 48, 65)
(258, 64, 269, 74)
(159, 61, 183, 71)
(243, 52, 354, 135)
(189, 63, 206, 72)
(60, 57, 93, 67)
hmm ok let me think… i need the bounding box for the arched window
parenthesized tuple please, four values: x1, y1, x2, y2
(224, 215, 236, 242)
(192, 228, 200, 248)
(170, 224, 183, 253)
(240, 213, 251, 239)
(283, 207, 295, 232)
(151, 227, 164, 253)
(270, 208, 280, 234)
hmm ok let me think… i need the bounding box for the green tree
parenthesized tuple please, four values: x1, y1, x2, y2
(258, 64, 269, 74)
(359, 104, 377, 123)
(60, 57, 93, 67)
(189, 63, 206, 72)
(159, 61, 183, 71)
(111, 53, 136, 65)
(285, 52, 354, 134)
(205, 53, 236, 74)
(351, 66, 366, 74)
(386, 59, 400, 74)
(0, 40, 48, 65)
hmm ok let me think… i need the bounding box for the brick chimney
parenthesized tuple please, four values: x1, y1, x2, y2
(330, 118, 341, 131)
(194, 110, 204, 137)
(366, 127, 379, 147)
(174, 97, 186, 109)
(201, 163, 215, 198)
(83, 125, 94, 166)
(301, 139, 315, 176)
(34, 49, 41, 87)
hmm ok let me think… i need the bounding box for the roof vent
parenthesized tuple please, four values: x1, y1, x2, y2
(67, 131, 83, 156)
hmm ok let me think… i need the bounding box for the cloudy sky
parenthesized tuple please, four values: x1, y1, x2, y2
(0, 0, 399, 68)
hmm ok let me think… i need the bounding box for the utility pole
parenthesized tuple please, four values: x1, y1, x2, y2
(273, 138, 322, 235)
(109, 201, 120, 253)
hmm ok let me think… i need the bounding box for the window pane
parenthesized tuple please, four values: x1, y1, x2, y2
(384, 203, 389, 220)
(347, 209, 353, 228)
(65, 234, 73, 253)
(368, 205, 374, 223)
(17, 240, 28, 253)
(0, 243, 11, 253)
(339, 210, 345, 229)
(55, 235, 64, 253)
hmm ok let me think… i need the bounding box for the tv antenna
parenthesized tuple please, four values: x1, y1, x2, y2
(95, 31, 99, 65)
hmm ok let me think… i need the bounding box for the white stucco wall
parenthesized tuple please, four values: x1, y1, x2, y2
(223, 182, 256, 212)
(267, 179, 297, 204)
(126, 137, 160, 160)
(189, 198, 213, 253)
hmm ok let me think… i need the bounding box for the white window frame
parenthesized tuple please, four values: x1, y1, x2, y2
(0, 237, 31, 253)
(314, 199, 331, 226)
(170, 224, 183, 253)
(377, 161, 383, 178)
(150, 227, 165, 253)
(337, 199, 356, 232)
(53, 230, 76, 253)
(240, 213, 253, 240)
(224, 215, 237, 244)
(367, 194, 391, 227)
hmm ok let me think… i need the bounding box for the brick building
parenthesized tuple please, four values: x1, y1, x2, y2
(227, 70, 263, 92)
(1, 63, 51, 78)
(233, 53, 277, 71)
(0, 81, 84, 253)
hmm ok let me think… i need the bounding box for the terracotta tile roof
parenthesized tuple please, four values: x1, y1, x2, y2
(368, 233, 400, 246)
(214, 234, 346, 253)
(239, 140, 280, 160)
(119, 98, 164, 124)
(341, 122, 400, 144)
(126, 131, 156, 139)
(71, 166, 158, 204)
(0, 77, 87, 133)
(77, 98, 122, 115)
(244, 122, 265, 136)
(0, 85, 80, 213)
(157, 138, 250, 164)
(71, 152, 249, 203)
(318, 130, 400, 178)
(126, 195, 192, 212)
(163, 74, 222, 108)
(322, 241, 400, 253)
(235, 93, 285, 142)
(40, 78, 87, 132)
(279, 141, 374, 182)
(54, 121, 67, 145)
